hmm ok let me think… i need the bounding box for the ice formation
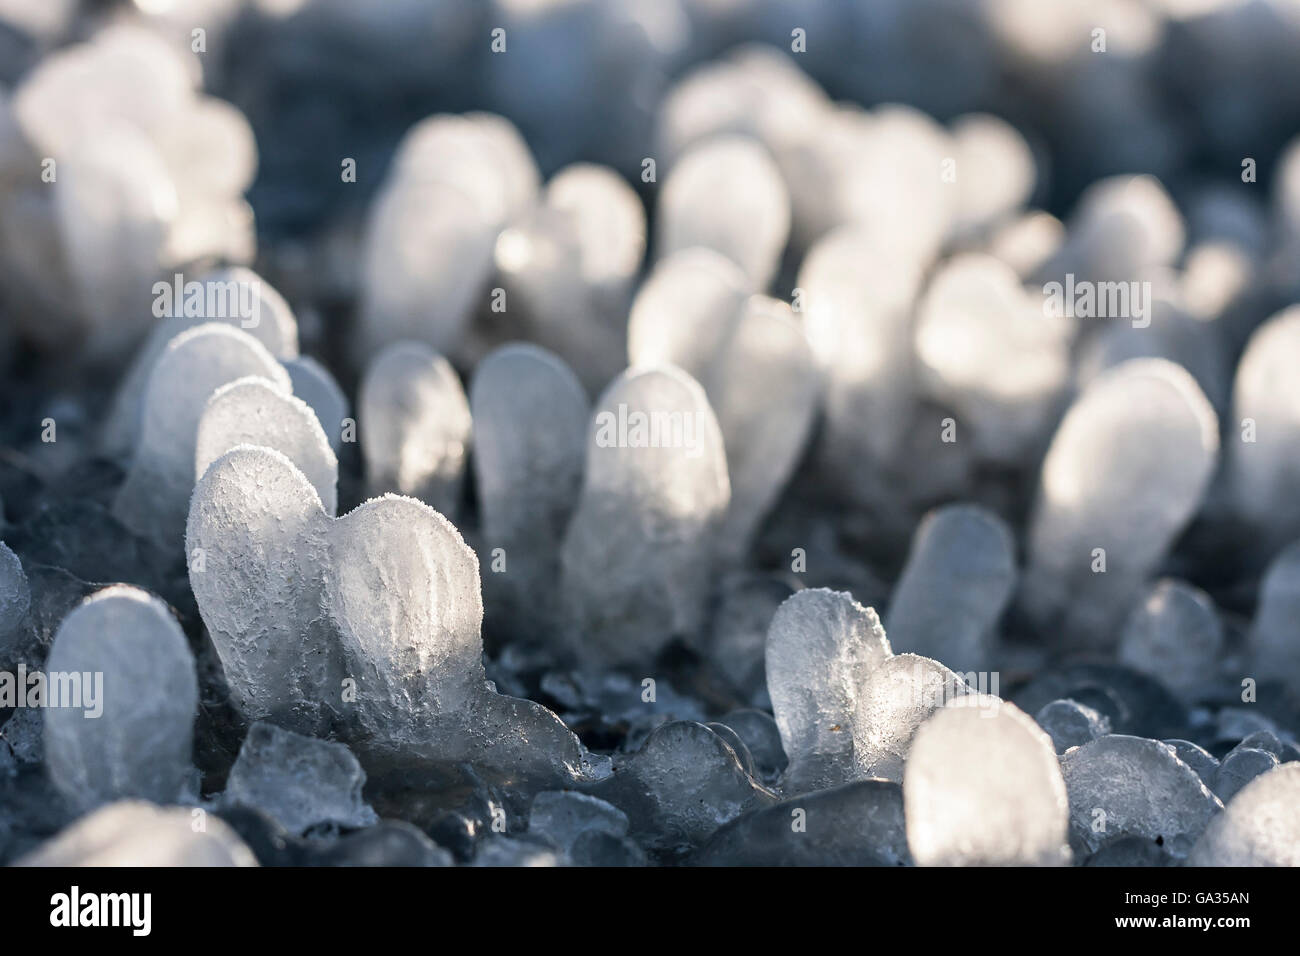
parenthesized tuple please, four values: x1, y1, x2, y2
(1021, 359, 1219, 648)
(44, 586, 197, 811)
(1059, 735, 1223, 860)
(359, 341, 472, 518)
(559, 366, 729, 668)
(904, 697, 1070, 866)
(0, 25, 257, 358)
(655, 135, 790, 290)
(629, 276, 820, 559)
(113, 323, 291, 548)
(196, 377, 338, 516)
(470, 343, 588, 641)
(885, 504, 1016, 673)
(187, 444, 597, 786)
(1189, 763, 1300, 866)
(492, 163, 645, 391)
(222, 722, 377, 835)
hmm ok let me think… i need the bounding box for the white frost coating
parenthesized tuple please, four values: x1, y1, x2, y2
(1189, 763, 1300, 866)
(656, 135, 790, 290)
(1022, 358, 1219, 649)
(113, 323, 291, 548)
(187, 446, 593, 783)
(560, 366, 730, 668)
(905, 696, 1071, 866)
(359, 341, 472, 518)
(196, 376, 338, 516)
(44, 586, 197, 812)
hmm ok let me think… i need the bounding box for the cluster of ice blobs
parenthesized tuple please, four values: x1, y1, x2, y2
(2, 6, 1300, 868)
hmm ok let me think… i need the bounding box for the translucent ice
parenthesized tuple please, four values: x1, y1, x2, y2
(656, 135, 790, 289)
(695, 779, 911, 866)
(630, 286, 819, 559)
(1035, 699, 1111, 754)
(223, 722, 377, 835)
(18, 800, 256, 867)
(528, 790, 629, 854)
(1229, 308, 1300, 549)
(1188, 763, 1300, 866)
(560, 366, 729, 668)
(797, 225, 926, 494)
(1022, 359, 1219, 648)
(0, 540, 30, 657)
(765, 589, 890, 790)
(1059, 735, 1222, 859)
(491, 163, 645, 390)
(627, 248, 751, 375)
(718, 708, 788, 784)
(1118, 579, 1224, 698)
(915, 254, 1071, 463)
(1245, 542, 1300, 683)
(196, 377, 337, 516)
(113, 323, 291, 548)
(359, 341, 472, 518)
(1212, 747, 1279, 803)
(708, 573, 796, 705)
(1163, 739, 1220, 785)
(318, 822, 454, 867)
(590, 721, 774, 853)
(187, 446, 347, 735)
(44, 586, 197, 812)
(283, 355, 349, 454)
(854, 654, 971, 782)
(905, 697, 1070, 866)
(100, 266, 300, 459)
(470, 344, 588, 640)
(885, 504, 1016, 673)
(188, 445, 596, 786)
